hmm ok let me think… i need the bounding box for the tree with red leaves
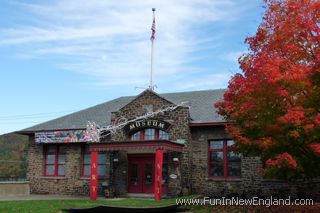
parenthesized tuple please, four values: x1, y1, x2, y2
(215, 0, 320, 179)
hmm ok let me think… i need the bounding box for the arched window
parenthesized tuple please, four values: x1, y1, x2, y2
(130, 128, 169, 141)
(159, 130, 169, 140)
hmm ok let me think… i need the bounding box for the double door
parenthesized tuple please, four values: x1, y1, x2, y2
(128, 156, 155, 193)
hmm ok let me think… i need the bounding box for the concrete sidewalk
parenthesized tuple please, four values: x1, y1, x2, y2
(0, 194, 107, 201)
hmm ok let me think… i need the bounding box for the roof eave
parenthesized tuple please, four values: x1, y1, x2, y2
(15, 127, 86, 135)
(189, 122, 231, 127)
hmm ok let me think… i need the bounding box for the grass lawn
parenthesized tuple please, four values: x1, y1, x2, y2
(189, 204, 320, 213)
(0, 197, 183, 213)
(1, 197, 319, 213)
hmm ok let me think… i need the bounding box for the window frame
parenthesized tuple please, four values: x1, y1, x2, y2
(144, 128, 156, 140)
(43, 144, 66, 177)
(208, 139, 241, 179)
(159, 130, 169, 140)
(81, 145, 108, 178)
(81, 145, 91, 177)
(130, 128, 169, 141)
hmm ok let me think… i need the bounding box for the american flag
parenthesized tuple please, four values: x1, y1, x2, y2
(150, 16, 155, 41)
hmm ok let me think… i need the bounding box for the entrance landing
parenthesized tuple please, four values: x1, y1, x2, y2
(126, 193, 169, 199)
(126, 193, 154, 198)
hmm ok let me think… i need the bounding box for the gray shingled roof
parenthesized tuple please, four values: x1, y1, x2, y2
(21, 89, 226, 132)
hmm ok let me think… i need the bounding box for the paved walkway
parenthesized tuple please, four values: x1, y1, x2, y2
(0, 194, 122, 201)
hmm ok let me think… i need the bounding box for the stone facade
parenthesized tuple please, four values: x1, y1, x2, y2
(25, 90, 320, 201)
(189, 126, 320, 201)
(27, 90, 190, 196)
(27, 135, 91, 195)
(109, 90, 191, 196)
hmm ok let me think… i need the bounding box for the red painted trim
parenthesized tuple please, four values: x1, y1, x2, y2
(223, 141, 227, 178)
(154, 148, 164, 200)
(90, 140, 183, 153)
(81, 145, 90, 177)
(207, 142, 210, 178)
(189, 122, 231, 127)
(43, 145, 47, 176)
(90, 151, 98, 200)
(128, 153, 155, 158)
(44, 145, 56, 177)
(82, 145, 107, 178)
(81, 145, 84, 177)
(54, 146, 58, 176)
(130, 128, 168, 141)
(43, 144, 66, 177)
(208, 139, 241, 179)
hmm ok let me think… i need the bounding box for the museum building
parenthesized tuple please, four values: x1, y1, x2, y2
(18, 89, 320, 200)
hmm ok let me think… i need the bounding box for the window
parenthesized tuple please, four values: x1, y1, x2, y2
(208, 140, 241, 178)
(159, 130, 169, 140)
(144, 128, 155, 140)
(44, 145, 65, 177)
(130, 128, 169, 141)
(82, 146, 91, 177)
(81, 145, 108, 177)
(131, 131, 141, 141)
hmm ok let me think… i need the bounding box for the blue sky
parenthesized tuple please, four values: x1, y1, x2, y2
(0, 0, 264, 134)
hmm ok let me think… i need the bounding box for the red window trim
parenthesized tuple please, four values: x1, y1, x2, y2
(208, 139, 241, 179)
(81, 145, 91, 177)
(130, 128, 169, 141)
(43, 144, 65, 177)
(81, 145, 107, 178)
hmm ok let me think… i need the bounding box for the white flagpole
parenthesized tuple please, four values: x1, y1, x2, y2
(150, 8, 156, 90)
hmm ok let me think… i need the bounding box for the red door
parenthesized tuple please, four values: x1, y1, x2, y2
(128, 155, 168, 194)
(128, 156, 154, 193)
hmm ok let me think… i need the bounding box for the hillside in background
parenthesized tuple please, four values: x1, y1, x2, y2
(0, 133, 28, 178)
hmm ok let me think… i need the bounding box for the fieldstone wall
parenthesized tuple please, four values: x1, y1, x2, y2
(189, 126, 320, 201)
(26, 90, 190, 197)
(166, 152, 182, 196)
(109, 90, 191, 195)
(27, 135, 110, 196)
(110, 90, 191, 143)
(110, 151, 128, 196)
(26, 89, 320, 200)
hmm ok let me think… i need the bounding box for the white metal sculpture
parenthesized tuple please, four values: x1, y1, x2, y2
(86, 102, 189, 142)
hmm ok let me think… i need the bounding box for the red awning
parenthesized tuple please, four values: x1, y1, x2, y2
(89, 140, 184, 152)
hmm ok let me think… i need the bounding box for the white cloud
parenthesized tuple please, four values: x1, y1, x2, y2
(173, 73, 232, 90)
(0, 0, 247, 90)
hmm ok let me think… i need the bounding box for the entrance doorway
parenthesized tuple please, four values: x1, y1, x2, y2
(128, 154, 168, 194)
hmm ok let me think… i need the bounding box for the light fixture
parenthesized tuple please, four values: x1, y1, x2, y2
(173, 157, 179, 168)
(113, 158, 119, 163)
